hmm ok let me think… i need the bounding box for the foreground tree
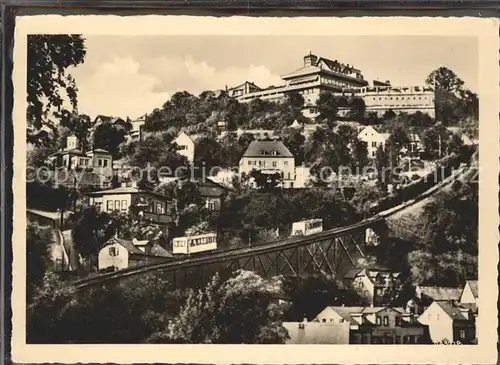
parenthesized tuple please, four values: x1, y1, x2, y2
(27, 35, 86, 145)
(151, 270, 289, 344)
(26, 224, 53, 300)
(27, 272, 189, 343)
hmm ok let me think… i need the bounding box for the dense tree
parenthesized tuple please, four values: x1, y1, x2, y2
(127, 133, 188, 173)
(59, 111, 93, 151)
(26, 224, 53, 300)
(425, 67, 465, 95)
(282, 275, 369, 321)
(363, 111, 383, 125)
(383, 109, 397, 121)
(27, 272, 189, 343)
(193, 136, 224, 173)
(347, 97, 366, 120)
(155, 271, 289, 344)
(426, 67, 478, 125)
(421, 123, 450, 160)
(27, 35, 87, 145)
(287, 91, 305, 113)
(408, 180, 478, 286)
(282, 128, 306, 166)
(249, 170, 283, 191)
(316, 92, 338, 125)
(93, 122, 131, 159)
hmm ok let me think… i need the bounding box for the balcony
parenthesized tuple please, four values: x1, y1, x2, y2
(142, 211, 174, 224)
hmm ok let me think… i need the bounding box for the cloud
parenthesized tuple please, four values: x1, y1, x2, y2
(71, 53, 282, 120)
(72, 57, 170, 119)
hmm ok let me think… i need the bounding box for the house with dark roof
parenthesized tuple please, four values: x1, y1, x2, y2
(314, 306, 430, 344)
(98, 236, 173, 272)
(343, 267, 406, 306)
(406, 285, 464, 317)
(239, 140, 296, 188)
(93, 115, 128, 130)
(418, 300, 476, 344)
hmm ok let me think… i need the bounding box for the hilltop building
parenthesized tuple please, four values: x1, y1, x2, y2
(226, 52, 435, 119)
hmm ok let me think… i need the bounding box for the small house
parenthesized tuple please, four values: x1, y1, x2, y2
(98, 236, 172, 272)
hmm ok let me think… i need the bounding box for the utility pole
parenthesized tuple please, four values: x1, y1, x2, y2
(438, 133, 442, 158)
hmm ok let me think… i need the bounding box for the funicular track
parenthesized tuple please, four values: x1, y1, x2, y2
(64, 151, 473, 291)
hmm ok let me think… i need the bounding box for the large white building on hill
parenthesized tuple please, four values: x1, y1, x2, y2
(226, 52, 435, 118)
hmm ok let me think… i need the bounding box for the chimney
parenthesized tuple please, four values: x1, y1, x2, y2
(304, 52, 318, 67)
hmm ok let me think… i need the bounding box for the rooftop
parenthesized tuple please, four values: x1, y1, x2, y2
(417, 286, 462, 301)
(465, 280, 479, 298)
(242, 140, 293, 158)
(86, 186, 167, 200)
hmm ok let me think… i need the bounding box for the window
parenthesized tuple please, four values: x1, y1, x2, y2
(376, 316, 382, 325)
(383, 316, 389, 326)
(248, 160, 252, 166)
(428, 314, 432, 320)
(322, 319, 326, 323)
(156, 203, 164, 214)
(106, 201, 113, 212)
(459, 330, 466, 339)
(95, 202, 102, 212)
(395, 336, 401, 344)
(272, 161, 277, 168)
(98, 159, 103, 166)
(436, 314, 440, 320)
(103, 159, 108, 167)
(284, 161, 288, 166)
(109, 247, 118, 256)
(358, 281, 364, 289)
(395, 316, 401, 326)
(114, 200, 120, 210)
(207, 201, 216, 211)
(121, 200, 128, 211)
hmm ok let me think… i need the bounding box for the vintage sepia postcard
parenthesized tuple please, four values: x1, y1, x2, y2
(11, 15, 500, 364)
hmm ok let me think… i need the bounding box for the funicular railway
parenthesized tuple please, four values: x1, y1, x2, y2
(68, 149, 475, 291)
(73, 216, 387, 290)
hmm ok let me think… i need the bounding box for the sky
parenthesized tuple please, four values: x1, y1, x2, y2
(68, 35, 478, 120)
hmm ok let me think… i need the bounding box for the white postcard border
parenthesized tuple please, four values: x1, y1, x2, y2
(11, 15, 500, 364)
